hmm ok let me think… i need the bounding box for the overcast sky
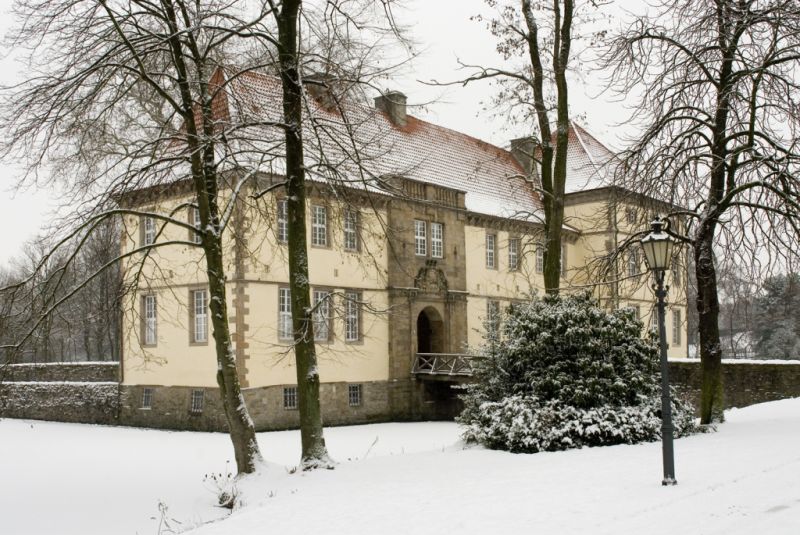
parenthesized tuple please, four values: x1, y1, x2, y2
(0, 0, 637, 268)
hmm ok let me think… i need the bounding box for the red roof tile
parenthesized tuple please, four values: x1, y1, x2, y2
(223, 71, 541, 218)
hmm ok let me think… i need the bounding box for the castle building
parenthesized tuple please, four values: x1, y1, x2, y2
(117, 74, 687, 431)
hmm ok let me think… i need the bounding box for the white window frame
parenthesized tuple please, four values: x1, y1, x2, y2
(143, 294, 157, 346)
(625, 207, 637, 225)
(348, 384, 363, 407)
(486, 233, 496, 269)
(344, 209, 359, 251)
(627, 249, 638, 277)
(414, 220, 427, 256)
(311, 205, 328, 246)
(278, 288, 292, 340)
(313, 289, 331, 342)
(191, 289, 208, 344)
(141, 388, 153, 409)
(672, 309, 682, 346)
(508, 238, 520, 271)
(283, 386, 298, 410)
(190, 389, 204, 413)
(277, 199, 288, 243)
(431, 222, 444, 259)
(535, 246, 544, 274)
(191, 207, 202, 244)
(344, 291, 361, 342)
(143, 216, 156, 246)
(672, 263, 681, 286)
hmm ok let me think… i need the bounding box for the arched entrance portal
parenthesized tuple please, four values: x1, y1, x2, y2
(417, 307, 445, 354)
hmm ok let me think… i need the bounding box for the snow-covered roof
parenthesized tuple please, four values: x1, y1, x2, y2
(564, 122, 619, 194)
(222, 71, 541, 219)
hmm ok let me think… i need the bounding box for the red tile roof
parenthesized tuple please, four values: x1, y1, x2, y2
(223, 71, 541, 218)
(565, 122, 618, 194)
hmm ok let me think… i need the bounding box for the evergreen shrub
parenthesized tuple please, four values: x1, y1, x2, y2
(457, 293, 697, 452)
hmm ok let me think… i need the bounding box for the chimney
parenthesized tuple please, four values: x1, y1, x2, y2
(510, 136, 537, 177)
(374, 90, 407, 127)
(304, 74, 337, 110)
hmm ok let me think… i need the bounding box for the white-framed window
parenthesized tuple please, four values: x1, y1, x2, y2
(277, 199, 288, 243)
(191, 207, 202, 244)
(344, 209, 359, 251)
(311, 205, 328, 246)
(627, 249, 638, 277)
(650, 308, 659, 333)
(672, 310, 682, 346)
(344, 291, 361, 342)
(535, 246, 544, 274)
(313, 290, 331, 342)
(627, 304, 641, 321)
(278, 288, 292, 340)
(190, 389, 204, 413)
(141, 388, 153, 409)
(142, 294, 157, 346)
(283, 386, 298, 410)
(561, 243, 568, 277)
(414, 220, 427, 256)
(431, 222, 444, 258)
(486, 300, 501, 338)
(672, 263, 682, 286)
(625, 206, 637, 225)
(486, 233, 496, 269)
(191, 289, 208, 343)
(348, 384, 362, 407)
(508, 238, 520, 271)
(142, 216, 156, 246)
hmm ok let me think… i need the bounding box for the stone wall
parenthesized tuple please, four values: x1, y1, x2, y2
(118, 380, 396, 432)
(669, 360, 800, 409)
(1, 362, 120, 383)
(0, 362, 121, 425)
(5, 359, 799, 430)
(0, 382, 119, 424)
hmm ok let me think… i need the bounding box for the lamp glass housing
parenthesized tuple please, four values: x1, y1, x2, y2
(641, 222, 674, 271)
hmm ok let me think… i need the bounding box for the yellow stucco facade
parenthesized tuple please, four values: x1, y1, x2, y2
(121, 183, 688, 394)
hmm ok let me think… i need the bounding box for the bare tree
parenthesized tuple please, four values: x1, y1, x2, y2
(268, 0, 410, 468)
(0, 221, 122, 363)
(0, 0, 278, 475)
(1, 0, 408, 473)
(275, 0, 334, 469)
(446, 0, 606, 293)
(607, 0, 800, 423)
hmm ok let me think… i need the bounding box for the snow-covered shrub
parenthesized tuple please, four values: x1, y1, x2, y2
(458, 293, 697, 453)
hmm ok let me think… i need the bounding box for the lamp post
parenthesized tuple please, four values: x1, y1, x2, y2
(640, 218, 677, 486)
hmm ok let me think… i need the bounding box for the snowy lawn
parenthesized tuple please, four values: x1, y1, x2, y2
(3, 399, 800, 535)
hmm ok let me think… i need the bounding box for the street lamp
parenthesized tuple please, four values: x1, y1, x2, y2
(640, 217, 677, 486)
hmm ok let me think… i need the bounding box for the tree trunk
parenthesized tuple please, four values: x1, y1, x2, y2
(159, 0, 263, 474)
(278, 0, 332, 468)
(695, 228, 724, 423)
(206, 241, 263, 473)
(522, 0, 572, 294)
(694, 18, 734, 423)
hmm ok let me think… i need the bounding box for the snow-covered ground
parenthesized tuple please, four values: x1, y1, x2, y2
(3, 399, 800, 535)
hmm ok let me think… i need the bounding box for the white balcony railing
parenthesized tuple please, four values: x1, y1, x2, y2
(412, 353, 482, 377)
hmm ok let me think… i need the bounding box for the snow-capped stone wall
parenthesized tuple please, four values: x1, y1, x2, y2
(0, 362, 120, 424)
(2, 362, 119, 382)
(669, 360, 800, 410)
(0, 382, 119, 424)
